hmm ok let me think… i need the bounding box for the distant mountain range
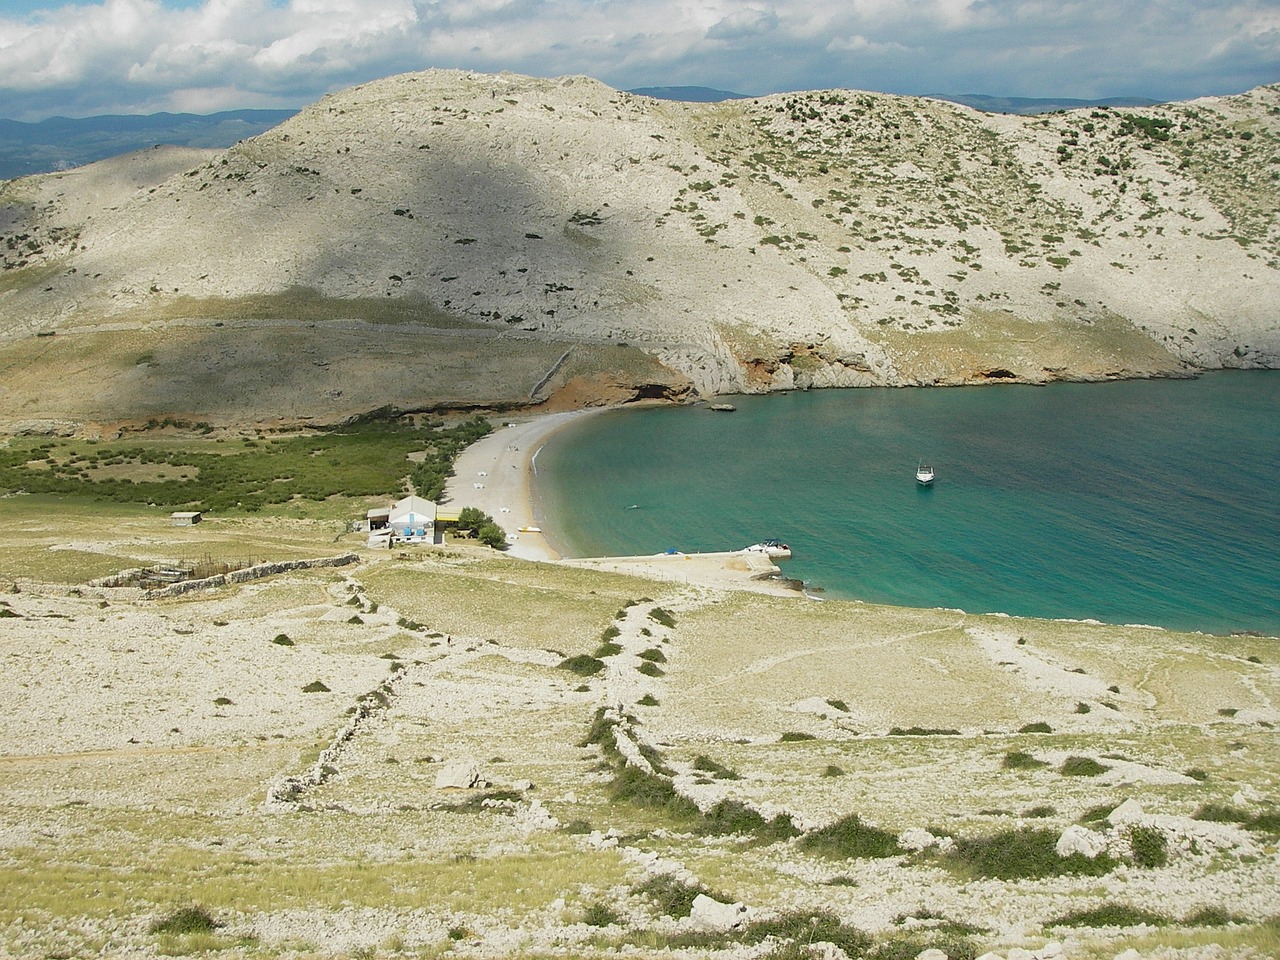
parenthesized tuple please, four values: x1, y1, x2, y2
(935, 93, 1162, 114)
(627, 86, 752, 102)
(631, 87, 1163, 113)
(0, 109, 298, 180)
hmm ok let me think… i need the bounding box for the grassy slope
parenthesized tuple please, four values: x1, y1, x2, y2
(0, 501, 1275, 958)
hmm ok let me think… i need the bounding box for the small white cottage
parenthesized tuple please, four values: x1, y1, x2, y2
(388, 495, 437, 542)
(362, 495, 439, 547)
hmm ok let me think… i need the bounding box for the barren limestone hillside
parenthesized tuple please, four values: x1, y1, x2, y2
(0, 508, 1276, 958)
(1, 70, 1277, 428)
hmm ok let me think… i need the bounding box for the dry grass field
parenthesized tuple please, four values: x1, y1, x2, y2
(0, 502, 1276, 959)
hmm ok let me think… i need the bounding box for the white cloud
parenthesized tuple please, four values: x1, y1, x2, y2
(706, 8, 779, 42)
(826, 34, 912, 56)
(0, 0, 1275, 120)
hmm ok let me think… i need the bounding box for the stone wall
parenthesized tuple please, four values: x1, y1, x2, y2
(143, 553, 358, 599)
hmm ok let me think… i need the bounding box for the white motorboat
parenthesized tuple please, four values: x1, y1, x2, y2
(916, 463, 935, 485)
(745, 539, 792, 558)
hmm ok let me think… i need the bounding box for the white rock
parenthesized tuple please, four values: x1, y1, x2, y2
(1034, 942, 1064, 959)
(1106, 798, 1145, 824)
(434, 760, 481, 789)
(1114, 950, 1142, 960)
(899, 827, 941, 852)
(689, 893, 748, 931)
(1231, 785, 1258, 805)
(976, 953, 1006, 960)
(514, 799, 559, 832)
(1057, 824, 1108, 859)
(917, 949, 949, 960)
(586, 831, 617, 849)
(1007, 950, 1034, 960)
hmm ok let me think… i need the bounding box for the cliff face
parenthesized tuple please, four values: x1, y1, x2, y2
(0, 70, 1277, 427)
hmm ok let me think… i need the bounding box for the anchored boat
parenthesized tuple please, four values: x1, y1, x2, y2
(744, 539, 792, 559)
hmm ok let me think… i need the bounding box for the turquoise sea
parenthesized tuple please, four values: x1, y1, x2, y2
(534, 371, 1280, 636)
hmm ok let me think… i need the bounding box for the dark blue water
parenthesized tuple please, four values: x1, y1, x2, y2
(535, 372, 1280, 635)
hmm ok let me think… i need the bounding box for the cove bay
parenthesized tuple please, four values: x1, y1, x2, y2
(535, 371, 1280, 636)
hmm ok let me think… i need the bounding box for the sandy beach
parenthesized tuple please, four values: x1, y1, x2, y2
(443, 408, 805, 595)
(443, 409, 599, 562)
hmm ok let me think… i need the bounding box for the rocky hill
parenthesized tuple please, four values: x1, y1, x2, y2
(0, 70, 1277, 430)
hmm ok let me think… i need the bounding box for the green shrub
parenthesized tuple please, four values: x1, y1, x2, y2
(1184, 906, 1249, 926)
(637, 660, 665, 677)
(1079, 802, 1116, 824)
(579, 708, 620, 762)
(889, 726, 960, 736)
(609, 765, 699, 820)
(870, 932, 979, 960)
(779, 731, 816, 742)
(637, 647, 667, 663)
(631, 874, 711, 918)
(637, 693, 659, 706)
(648, 607, 676, 628)
(946, 828, 1116, 880)
(822, 764, 846, 778)
(691, 755, 741, 780)
(1128, 825, 1169, 867)
(601, 624, 621, 641)
(301, 680, 330, 693)
(799, 814, 902, 860)
(212, 697, 233, 707)
(1192, 802, 1250, 823)
(699, 799, 799, 843)
(1048, 903, 1170, 927)
(271, 633, 294, 646)
(150, 905, 218, 934)
(593, 641, 623, 658)
(1074, 702, 1092, 714)
(581, 901, 623, 927)
(1003, 750, 1048, 770)
(742, 911, 871, 958)
(1060, 755, 1109, 777)
(1246, 812, 1280, 835)
(559, 655, 605, 676)
(826, 698, 849, 712)
(476, 521, 507, 549)
(1023, 805, 1056, 819)
(562, 819, 593, 835)
(1185, 768, 1209, 781)
(1019, 721, 1052, 733)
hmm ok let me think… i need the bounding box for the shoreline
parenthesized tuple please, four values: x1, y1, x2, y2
(443, 409, 602, 562)
(444, 406, 807, 596)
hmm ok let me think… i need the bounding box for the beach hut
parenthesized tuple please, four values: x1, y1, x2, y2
(389, 495, 437, 543)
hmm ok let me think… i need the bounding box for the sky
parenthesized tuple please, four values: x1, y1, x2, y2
(0, 0, 1276, 121)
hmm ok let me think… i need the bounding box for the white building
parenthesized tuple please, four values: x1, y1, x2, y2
(363, 495, 438, 548)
